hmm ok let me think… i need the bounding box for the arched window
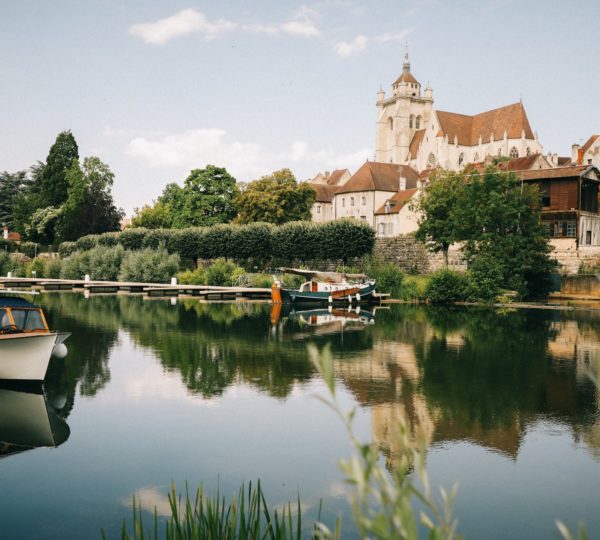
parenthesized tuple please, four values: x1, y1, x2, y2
(389, 117, 393, 130)
(526, 147, 531, 156)
(416, 115, 422, 129)
(497, 148, 502, 157)
(409, 115, 415, 128)
(428, 153, 437, 167)
(458, 153, 464, 166)
(509, 147, 519, 159)
(473, 152, 480, 162)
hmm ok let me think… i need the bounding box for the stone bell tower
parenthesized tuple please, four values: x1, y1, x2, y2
(375, 47, 434, 164)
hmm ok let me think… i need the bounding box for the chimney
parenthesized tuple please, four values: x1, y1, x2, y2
(3, 226, 8, 240)
(572, 144, 580, 164)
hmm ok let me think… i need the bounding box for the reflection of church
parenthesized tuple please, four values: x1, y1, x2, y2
(334, 312, 600, 468)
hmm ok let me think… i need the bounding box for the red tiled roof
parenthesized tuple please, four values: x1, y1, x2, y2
(581, 135, 599, 154)
(436, 102, 535, 147)
(326, 169, 349, 186)
(375, 189, 418, 215)
(516, 165, 587, 181)
(308, 183, 338, 203)
(394, 71, 418, 85)
(336, 161, 419, 194)
(7, 232, 21, 242)
(409, 129, 425, 159)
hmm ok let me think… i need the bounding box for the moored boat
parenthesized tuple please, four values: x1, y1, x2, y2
(0, 293, 70, 381)
(271, 268, 377, 306)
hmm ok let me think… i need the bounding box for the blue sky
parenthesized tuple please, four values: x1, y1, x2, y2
(1, 0, 598, 212)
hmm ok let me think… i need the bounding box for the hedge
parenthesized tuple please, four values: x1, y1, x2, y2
(60, 220, 375, 265)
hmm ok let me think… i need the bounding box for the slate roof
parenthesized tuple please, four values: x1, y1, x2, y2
(436, 102, 535, 146)
(336, 161, 419, 194)
(374, 189, 418, 215)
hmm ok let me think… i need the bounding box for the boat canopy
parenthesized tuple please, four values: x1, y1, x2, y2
(278, 267, 368, 284)
(0, 297, 36, 309)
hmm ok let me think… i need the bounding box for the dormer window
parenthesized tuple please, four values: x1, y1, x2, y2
(385, 202, 391, 213)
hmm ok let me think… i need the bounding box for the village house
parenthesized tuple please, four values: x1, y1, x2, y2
(308, 169, 350, 223)
(333, 161, 419, 228)
(373, 188, 420, 238)
(572, 135, 600, 168)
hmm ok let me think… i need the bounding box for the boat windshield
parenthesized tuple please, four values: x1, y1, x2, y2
(9, 309, 47, 332)
(0, 309, 10, 328)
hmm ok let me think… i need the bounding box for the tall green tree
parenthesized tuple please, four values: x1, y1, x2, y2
(412, 171, 464, 267)
(235, 169, 316, 225)
(130, 202, 171, 229)
(56, 157, 124, 241)
(0, 170, 30, 227)
(40, 130, 79, 207)
(163, 166, 239, 228)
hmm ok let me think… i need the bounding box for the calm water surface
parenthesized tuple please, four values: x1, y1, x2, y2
(1, 295, 599, 539)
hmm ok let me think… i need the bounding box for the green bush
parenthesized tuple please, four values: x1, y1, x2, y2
(45, 258, 62, 279)
(0, 252, 9, 275)
(230, 222, 273, 263)
(19, 242, 38, 258)
(321, 219, 375, 261)
(272, 221, 320, 262)
(6, 253, 31, 277)
(96, 232, 120, 247)
(365, 261, 404, 298)
(199, 225, 235, 260)
(205, 259, 245, 286)
(25, 258, 46, 278)
(60, 251, 92, 280)
(425, 269, 472, 304)
(0, 238, 17, 253)
(468, 254, 504, 303)
(142, 228, 174, 250)
(399, 276, 429, 301)
(178, 266, 206, 285)
(169, 228, 204, 260)
(58, 241, 77, 258)
(75, 234, 100, 251)
(119, 228, 147, 250)
(119, 247, 180, 283)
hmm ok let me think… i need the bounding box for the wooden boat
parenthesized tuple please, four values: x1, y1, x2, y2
(0, 293, 70, 381)
(271, 268, 377, 306)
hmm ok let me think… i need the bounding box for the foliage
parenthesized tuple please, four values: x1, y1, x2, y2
(119, 228, 148, 250)
(229, 222, 274, 263)
(413, 171, 464, 265)
(178, 266, 206, 285)
(467, 254, 503, 303)
(364, 260, 404, 298)
(235, 169, 316, 225)
(56, 157, 123, 241)
(26, 206, 63, 244)
(0, 251, 9, 275)
(131, 202, 171, 229)
(205, 259, 245, 286)
(163, 166, 239, 228)
(321, 219, 375, 261)
(40, 130, 79, 207)
(199, 225, 235, 260)
(119, 247, 180, 283)
(0, 238, 17, 253)
(398, 275, 429, 302)
(109, 480, 330, 540)
(19, 242, 38, 259)
(425, 270, 472, 304)
(272, 221, 320, 262)
(25, 257, 46, 278)
(58, 241, 77, 258)
(45, 258, 62, 278)
(0, 170, 34, 228)
(454, 168, 557, 300)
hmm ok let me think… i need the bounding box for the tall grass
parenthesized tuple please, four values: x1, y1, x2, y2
(107, 480, 339, 540)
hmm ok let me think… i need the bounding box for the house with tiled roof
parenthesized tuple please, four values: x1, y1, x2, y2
(333, 161, 419, 228)
(375, 51, 543, 172)
(307, 168, 351, 222)
(374, 188, 420, 237)
(572, 135, 600, 168)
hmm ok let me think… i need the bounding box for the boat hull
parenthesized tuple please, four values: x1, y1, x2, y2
(280, 283, 377, 305)
(0, 334, 58, 381)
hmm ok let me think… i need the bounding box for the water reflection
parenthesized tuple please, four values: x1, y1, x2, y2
(0, 383, 70, 457)
(38, 294, 600, 465)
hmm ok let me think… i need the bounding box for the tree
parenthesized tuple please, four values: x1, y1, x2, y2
(0, 170, 31, 228)
(56, 157, 124, 241)
(40, 130, 79, 207)
(454, 167, 556, 299)
(413, 171, 464, 267)
(131, 202, 171, 229)
(166, 166, 239, 228)
(235, 169, 316, 224)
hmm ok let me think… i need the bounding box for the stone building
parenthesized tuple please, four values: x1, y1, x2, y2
(375, 51, 543, 171)
(572, 135, 600, 168)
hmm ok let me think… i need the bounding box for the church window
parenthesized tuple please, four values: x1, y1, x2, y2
(416, 116, 422, 129)
(509, 147, 519, 159)
(409, 115, 414, 128)
(428, 153, 437, 166)
(389, 117, 393, 130)
(497, 148, 502, 157)
(473, 152, 480, 162)
(526, 147, 531, 156)
(458, 153, 465, 166)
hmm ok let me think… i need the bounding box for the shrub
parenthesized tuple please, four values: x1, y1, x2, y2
(272, 221, 319, 262)
(75, 234, 100, 251)
(0, 252, 9, 275)
(6, 253, 31, 277)
(178, 266, 206, 285)
(119, 228, 147, 250)
(25, 258, 46, 278)
(169, 228, 204, 260)
(199, 225, 235, 260)
(60, 251, 92, 280)
(45, 258, 62, 279)
(205, 259, 245, 286)
(90, 245, 125, 281)
(0, 238, 17, 253)
(142, 229, 174, 250)
(321, 219, 375, 261)
(58, 241, 77, 258)
(425, 269, 472, 304)
(468, 254, 504, 303)
(96, 232, 120, 247)
(19, 242, 38, 258)
(119, 247, 180, 283)
(230, 222, 273, 263)
(399, 275, 429, 302)
(365, 261, 404, 298)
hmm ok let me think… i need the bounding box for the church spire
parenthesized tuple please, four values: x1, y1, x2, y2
(403, 41, 410, 73)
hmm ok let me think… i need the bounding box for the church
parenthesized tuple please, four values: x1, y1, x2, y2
(374, 51, 544, 170)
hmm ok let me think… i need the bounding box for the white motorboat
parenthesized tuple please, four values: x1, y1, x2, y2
(0, 292, 70, 381)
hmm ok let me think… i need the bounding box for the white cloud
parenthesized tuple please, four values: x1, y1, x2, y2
(244, 6, 320, 37)
(334, 35, 368, 57)
(129, 8, 236, 45)
(125, 128, 369, 182)
(280, 19, 320, 36)
(375, 28, 414, 43)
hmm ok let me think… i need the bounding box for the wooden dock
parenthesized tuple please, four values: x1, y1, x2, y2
(0, 277, 272, 301)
